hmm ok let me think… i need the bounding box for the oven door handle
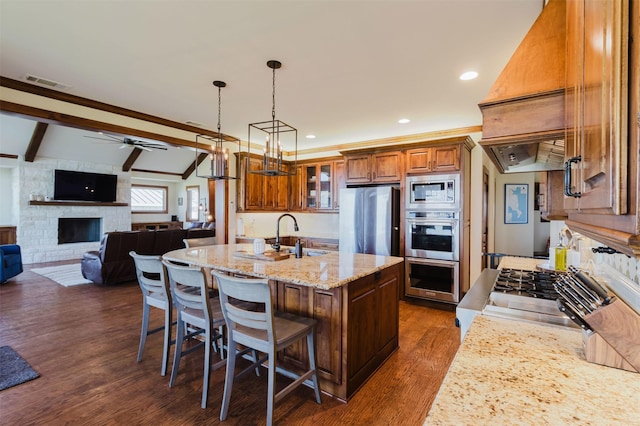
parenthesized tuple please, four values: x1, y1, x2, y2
(405, 219, 458, 227)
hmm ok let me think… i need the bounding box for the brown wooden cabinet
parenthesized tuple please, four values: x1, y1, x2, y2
(275, 281, 343, 385)
(562, 0, 640, 255)
(238, 154, 343, 212)
(236, 153, 289, 211)
(405, 145, 460, 174)
(263, 163, 290, 211)
(564, 0, 628, 215)
(346, 263, 399, 396)
(344, 151, 402, 184)
(539, 171, 568, 220)
(273, 261, 401, 400)
(333, 160, 345, 209)
(0, 226, 17, 244)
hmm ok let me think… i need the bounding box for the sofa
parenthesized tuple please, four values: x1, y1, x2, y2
(0, 244, 23, 284)
(81, 228, 214, 285)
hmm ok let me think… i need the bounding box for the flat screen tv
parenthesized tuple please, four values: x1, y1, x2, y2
(54, 169, 118, 202)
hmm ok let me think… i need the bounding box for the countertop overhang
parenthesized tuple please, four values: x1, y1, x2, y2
(425, 315, 640, 425)
(162, 244, 404, 290)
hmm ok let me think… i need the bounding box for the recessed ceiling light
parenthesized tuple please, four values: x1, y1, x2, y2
(398, 118, 410, 124)
(306, 134, 316, 139)
(459, 71, 478, 81)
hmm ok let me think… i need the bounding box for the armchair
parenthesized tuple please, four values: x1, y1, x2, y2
(0, 244, 23, 283)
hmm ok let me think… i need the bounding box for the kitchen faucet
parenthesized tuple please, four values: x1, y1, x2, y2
(272, 213, 299, 252)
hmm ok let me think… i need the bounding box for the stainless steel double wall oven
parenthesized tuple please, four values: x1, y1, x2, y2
(405, 174, 461, 303)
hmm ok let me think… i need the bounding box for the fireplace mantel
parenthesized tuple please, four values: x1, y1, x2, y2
(29, 201, 128, 207)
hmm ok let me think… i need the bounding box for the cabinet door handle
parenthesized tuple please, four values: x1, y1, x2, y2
(367, 172, 371, 180)
(372, 172, 376, 180)
(564, 156, 582, 198)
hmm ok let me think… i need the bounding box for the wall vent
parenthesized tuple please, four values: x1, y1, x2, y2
(23, 74, 71, 90)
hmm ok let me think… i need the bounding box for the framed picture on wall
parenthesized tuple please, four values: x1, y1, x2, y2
(504, 184, 528, 224)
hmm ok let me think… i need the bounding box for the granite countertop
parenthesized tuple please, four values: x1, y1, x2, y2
(162, 243, 403, 290)
(498, 255, 546, 271)
(425, 315, 640, 425)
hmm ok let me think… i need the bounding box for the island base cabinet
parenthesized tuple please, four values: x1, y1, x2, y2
(275, 282, 343, 389)
(273, 262, 400, 401)
(346, 263, 400, 398)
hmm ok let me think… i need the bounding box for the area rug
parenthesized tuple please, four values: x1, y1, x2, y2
(31, 263, 92, 287)
(0, 346, 40, 391)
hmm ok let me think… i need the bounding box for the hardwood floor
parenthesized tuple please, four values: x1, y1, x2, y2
(0, 261, 460, 425)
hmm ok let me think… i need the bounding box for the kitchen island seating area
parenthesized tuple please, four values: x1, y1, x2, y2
(162, 243, 404, 402)
(126, 242, 402, 420)
(134, 255, 322, 420)
(213, 271, 322, 426)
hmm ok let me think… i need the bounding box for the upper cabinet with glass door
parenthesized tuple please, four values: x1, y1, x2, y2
(305, 163, 333, 210)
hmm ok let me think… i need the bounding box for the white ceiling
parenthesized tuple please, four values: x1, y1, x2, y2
(0, 0, 543, 175)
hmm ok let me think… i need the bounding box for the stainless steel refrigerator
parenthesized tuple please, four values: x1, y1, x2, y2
(339, 186, 400, 256)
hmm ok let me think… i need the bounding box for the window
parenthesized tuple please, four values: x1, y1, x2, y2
(131, 184, 168, 214)
(186, 185, 200, 222)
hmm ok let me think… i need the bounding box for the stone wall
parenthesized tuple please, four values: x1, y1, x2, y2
(17, 158, 131, 264)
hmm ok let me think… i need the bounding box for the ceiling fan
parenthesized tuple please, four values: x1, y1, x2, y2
(84, 133, 168, 151)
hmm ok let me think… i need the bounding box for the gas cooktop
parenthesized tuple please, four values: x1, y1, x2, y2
(483, 267, 578, 328)
(493, 268, 563, 300)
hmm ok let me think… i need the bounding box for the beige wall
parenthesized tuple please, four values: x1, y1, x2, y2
(494, 172, 536, 257)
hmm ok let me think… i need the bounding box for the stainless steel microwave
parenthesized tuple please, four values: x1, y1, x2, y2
(406, 174, 460, 211)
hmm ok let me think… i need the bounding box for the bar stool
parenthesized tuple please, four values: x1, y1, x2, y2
(129, 251, 173, 376)
(212, 270, 322, 425)
(162, 260, 226, 409)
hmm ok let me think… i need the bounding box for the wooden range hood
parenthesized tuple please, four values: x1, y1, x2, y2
(479, 0, 566, 173)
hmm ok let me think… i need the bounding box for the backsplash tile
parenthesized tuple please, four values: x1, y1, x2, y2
(580, 236, 639, 286)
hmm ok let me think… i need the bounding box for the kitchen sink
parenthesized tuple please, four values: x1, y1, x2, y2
(280, 246, 330, 257)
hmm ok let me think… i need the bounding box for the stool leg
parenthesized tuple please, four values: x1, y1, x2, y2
(266, 350, 276, 426)
(137, 299, 150, 362)
(307, 331, 322, 404)
(169, 315, 185, 388)
(201, 326, 211, 409)
(220, 338, 237, 421)
(161, 303, 172, 376)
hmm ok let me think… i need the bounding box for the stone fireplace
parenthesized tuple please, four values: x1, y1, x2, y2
(58, 217, 102, 244)
(17, 159, 131, 264)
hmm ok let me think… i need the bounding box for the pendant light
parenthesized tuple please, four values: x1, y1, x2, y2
(195, 80, 239, 180)
(247, 60, 297, 176)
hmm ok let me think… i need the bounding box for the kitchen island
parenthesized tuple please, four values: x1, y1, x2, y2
(163, 243, 404, 401)
(425, 315, 640, 425)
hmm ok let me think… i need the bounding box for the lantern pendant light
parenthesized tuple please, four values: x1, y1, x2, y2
(247, 60, 297, 176)
(195, 80, 239, 180)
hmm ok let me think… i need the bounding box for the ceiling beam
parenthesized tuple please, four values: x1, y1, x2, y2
(182, 152, 209, 180)
(0, 100, 201, 149)
(0, 76, 238, 142)
(122, 147, 143, 172)
(24, 122, 48, 162)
